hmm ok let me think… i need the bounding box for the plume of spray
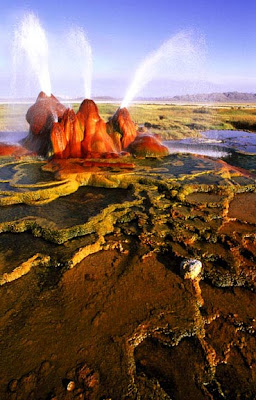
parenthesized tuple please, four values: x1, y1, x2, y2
(67, 27, 93, 99)
(121, 31, 205, 108)
(13, 12, 51, 96)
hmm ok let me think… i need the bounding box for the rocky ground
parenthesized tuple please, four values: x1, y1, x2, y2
(0, 153, 255, 400)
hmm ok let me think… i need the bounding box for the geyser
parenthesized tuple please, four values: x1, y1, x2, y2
(24, 93, 169, 159)
(121, 31, 204, 108)
(13, 12, 52, 96)
(67, 27, 93, 100)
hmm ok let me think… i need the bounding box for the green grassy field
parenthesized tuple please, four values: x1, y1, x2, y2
(81, 102, 256, 139)
(0, 104, 29, 132)
(1, 102, 256, 140)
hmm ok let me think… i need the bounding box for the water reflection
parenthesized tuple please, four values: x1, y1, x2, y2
(165, 130, 256, 157)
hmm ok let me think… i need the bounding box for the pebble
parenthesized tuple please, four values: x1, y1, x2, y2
(180, 259, 202, 280)
(67, 380, 75, 391)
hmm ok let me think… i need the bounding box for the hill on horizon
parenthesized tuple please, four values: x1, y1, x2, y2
(152, 91, 256, 103)
(2, 91, 256, 103)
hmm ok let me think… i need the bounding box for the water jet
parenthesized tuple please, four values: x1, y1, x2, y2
(13, 12, 52, 96)
(121, 31, 204, 108)
(67, 27, 93, 99)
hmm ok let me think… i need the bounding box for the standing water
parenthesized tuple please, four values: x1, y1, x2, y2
(164, 130, 256, 157)
(12, 12, 51, 96)
(121, 31, 204, 108)
(67, 27, 93, 99)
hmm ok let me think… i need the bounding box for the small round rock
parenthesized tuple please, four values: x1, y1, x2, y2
(180, 259, 202, 280)
(66, 380, 75, 392)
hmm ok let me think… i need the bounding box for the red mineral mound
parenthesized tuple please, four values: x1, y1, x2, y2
(0, 143, 31, 157)
(126, 134, 170, 157)
(107, 107, 137, 151)
(26, 91, 66, 135)
(51, 109, 76, 159)
(78, 99, 117, 155)
(24, 91, 66, 156)
(25, 93, 169, 160)
(51, 100, 117, 159)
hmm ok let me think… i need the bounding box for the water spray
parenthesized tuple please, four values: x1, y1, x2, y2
(13, 12, 52, 96)
(121, 31, 204, 108)
(67, 27, 93, 99)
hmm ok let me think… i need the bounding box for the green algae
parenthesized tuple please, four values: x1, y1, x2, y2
(0, 152, 255, 286)
(0, 188, 141, 244)
(0, 154, 254, 207)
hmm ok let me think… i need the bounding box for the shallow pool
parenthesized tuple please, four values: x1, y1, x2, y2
(164, 130, 256, 157)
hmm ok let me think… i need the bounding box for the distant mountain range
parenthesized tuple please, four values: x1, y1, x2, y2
(2, 92, 256, 103)
(63, 92, 256, 103)
(150, 92, 256, 103)
(93, 92, 256, 103)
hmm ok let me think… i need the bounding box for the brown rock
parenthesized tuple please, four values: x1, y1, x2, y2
(79, 99, 117, 155)
(126, 133, 169, 157)
(24, 93, 169, 160)
(26, 92, 66, 135)
(107, 107, 137, 150)
(51, 109, 82, 159)
(51, 122, 68, 159)
(51, 100, 118, 159)
(24, 91, 66, 156)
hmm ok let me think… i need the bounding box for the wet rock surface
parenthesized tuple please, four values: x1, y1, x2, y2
(126, 134, 169, 157)
(24, 93, 169, 159)
(23, 92, 67, 156)
(107, 106, 137, 150)
(51, 100, 118, 158)
(0, 151, 255, 399)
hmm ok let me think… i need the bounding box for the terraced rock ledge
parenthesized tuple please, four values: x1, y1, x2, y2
(0, 153, 255, 400)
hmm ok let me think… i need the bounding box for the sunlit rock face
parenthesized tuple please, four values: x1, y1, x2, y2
(126, 134, 170, 157)
(26, 92, 67, 135)
(25, 93, 169, 159)
(24, 91, 66, 156)
(51, 99, 117, 159)
(107, 107, 137, 151)
(79, 99, 117, 155)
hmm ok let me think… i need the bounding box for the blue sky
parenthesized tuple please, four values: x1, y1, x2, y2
(1, 0, 256, 98)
